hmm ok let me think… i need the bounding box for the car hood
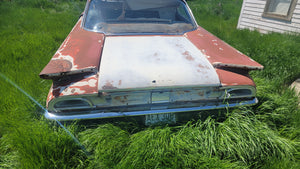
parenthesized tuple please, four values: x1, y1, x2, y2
(98, 36, 220, 92)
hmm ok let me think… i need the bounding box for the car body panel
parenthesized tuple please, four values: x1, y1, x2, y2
(40, 21, 263, 81)
(46, 73, 99, 104)
(98, 36, 220, 92)
(215, 68, 255, 86)
(39, 19, 105, 79)
(186, 27, 263, 70)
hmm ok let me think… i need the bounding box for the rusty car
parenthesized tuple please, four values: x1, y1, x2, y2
(40, 0, 263, 125)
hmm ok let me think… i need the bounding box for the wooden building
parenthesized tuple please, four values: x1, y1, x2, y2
(237, 0, 300, 33)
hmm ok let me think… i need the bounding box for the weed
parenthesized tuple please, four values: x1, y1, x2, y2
(1, 0, 299, 168)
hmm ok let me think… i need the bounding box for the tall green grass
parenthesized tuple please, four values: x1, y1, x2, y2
(0, 120, 87, 169)
(78, 113, 296, 168)
(1, 0, 300, 168)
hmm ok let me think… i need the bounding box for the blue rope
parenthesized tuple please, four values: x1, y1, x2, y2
(0, 73, 90, 156)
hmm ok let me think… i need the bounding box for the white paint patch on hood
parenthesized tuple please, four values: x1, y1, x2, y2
(98, 36, 220, 91)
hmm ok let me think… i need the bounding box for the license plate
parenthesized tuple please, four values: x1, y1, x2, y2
(145, 113, 176, 126)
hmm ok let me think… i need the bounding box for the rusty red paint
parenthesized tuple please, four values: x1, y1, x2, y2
(40, 18, 105, 79)
(46, 74, 98, 104)
(186, 27, 263, 70)
(43, 60, 73, 73)
(215, 68, 255, 86)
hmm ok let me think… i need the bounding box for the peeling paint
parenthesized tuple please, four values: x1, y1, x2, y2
(47, 74, 99, 103)
(40, 18, 105, 79)
(61, 87, 86, 95)
(52, 53, 79, 70)
(102, 81, 118, 90)
(42, 2, 262, 119)
(186, 27, 263, 70)
(98, 36, 220, 92)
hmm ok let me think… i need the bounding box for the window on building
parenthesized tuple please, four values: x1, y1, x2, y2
(263, 0, 298, 21)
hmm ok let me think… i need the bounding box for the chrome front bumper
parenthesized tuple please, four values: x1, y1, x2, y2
(45, 98, 258, 121)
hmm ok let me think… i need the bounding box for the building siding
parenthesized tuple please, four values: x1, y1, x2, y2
(237, 0, 300, 34)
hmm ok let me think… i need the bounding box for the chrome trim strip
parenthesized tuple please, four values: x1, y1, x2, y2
(45, 98, 258, 121)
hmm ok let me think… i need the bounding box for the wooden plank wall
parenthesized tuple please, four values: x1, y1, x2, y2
(237, 0, 300, 33)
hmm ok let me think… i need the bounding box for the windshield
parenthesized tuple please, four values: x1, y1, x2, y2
(83, 0, 197, 35)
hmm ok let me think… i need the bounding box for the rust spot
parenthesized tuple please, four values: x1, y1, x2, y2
(186, 28, 263, 70)
(40, 19, 106, 79)
(102, 81, 118, 90)
(198, 64, 205, 68)
(176, 91, 185, 95)
(114, 95, 128, 104)
(198, 91, 204, 96)
(101, 92, 109, 96)
(197, 69, 201, 72)
(118, 80, 122, 86)
(197, 64, 209, 69)
(176, 43, 184, 48)
(153, 52, 161, 62)
(182, 51, 194, 61)
(71, 88, 75, 93)
(52, 88, 61, 97)
(47, 60, 72, 72)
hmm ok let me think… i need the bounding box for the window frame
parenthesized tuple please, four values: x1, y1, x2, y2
(262, 0, 298, 21)
(81, 0, 197, 35)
